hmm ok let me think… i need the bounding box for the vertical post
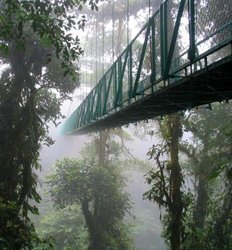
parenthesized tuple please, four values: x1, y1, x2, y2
(98, 83, 102, 116)
(89, 95, 93, 122)
(93, 90, 97, 119)
(82, 100, 87, 125)
(82, 102, 87, 125)
(114, 57, 122, 108)
(112, 0, 115, 61)
(164, 0, 186, 79)
(95, 88, 99, 118)
(118, 56, 123, 105)
(151, 14, 156, 93)
(188, 0, 196, 62)
(86, 96, 91, 123)
(102, 76, 106, 114)
(128, 45, 133, 99)
(90, 26, 93, 90)
(86, 100, 89, 124)
(74, 111, 78, 131)
(113, 64, 117, 108)
(160, 1, 168, 79)
(102, 1, 105, 76)
(95, 18, 98, 86)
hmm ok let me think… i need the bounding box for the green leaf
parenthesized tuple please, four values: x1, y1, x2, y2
(0, 43, 9, 56)
(208, 170, 220, 181)
(41, 35, 52, 46)
(63, 69, 70, 77)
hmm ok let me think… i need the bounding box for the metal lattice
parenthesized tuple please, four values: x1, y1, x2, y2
(195, 0, 232, 53)
(63, 0, 232, 134)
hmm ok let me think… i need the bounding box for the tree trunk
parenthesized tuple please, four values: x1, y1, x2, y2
(193, 174, 208, 229)
(98, 130, 108, 166)
(86, 130, 110, 249)
(193, 137, 209, 229)
(213, 168, 232, 249)
(81, 199, 103, 250)
(167, 114, 183, 250)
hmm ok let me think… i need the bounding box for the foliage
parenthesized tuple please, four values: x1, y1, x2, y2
(180, 103, 232, 250)
(36, 205, 88, 250)
(47, 141, 133, 249)
(0, 199, 36, 249)
(0, 0, 100, 77)
(144, 114, 185, 250)
(143, 103, 232, 250)
(32, 237, 55, 250)
(0, 0, 100, 248)
(181, 103, 232, 178)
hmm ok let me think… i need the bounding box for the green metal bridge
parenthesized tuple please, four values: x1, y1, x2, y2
(63, 0, 232, 134)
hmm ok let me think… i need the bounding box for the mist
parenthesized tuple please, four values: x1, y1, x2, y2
(0, 0, 230, 249)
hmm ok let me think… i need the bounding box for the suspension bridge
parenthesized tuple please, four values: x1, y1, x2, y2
(63, 0, 232, 134)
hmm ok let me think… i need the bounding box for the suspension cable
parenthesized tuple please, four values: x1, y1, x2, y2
(95, 15, 98, 86)
(102, 1, 105, 76)
(127, 0, 129, 46)
(90, 17, 93, 90)
(112, 0, 115, 61)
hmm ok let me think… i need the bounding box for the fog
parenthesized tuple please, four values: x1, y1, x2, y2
(38, 117, 165, 250)
(36, 1, 232, 249)
(1, 0, 231, 249)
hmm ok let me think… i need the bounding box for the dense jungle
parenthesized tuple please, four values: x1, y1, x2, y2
(0, 0, 231, 249)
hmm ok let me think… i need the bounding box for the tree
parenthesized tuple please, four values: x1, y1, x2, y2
(180, 103, 232, 249)
(47, 140, 133, 250)
(0, 0, 99, 248)
(144, 114, 185, 250)
(36, 205, 88, 250)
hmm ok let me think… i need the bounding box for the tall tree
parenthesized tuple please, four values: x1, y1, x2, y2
(0, 0, 99, 248)
(180, 103, 232, 249)
(144, 114, 184, 250)
(48, 140, 132, 250)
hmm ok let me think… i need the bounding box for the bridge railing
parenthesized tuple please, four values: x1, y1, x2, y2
(63, 0, 232, 134)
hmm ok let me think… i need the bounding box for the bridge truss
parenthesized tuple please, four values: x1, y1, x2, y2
(63, 0, 232, 134)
